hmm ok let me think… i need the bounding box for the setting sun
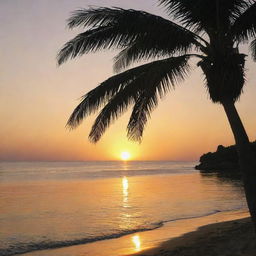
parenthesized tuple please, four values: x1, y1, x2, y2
(121, 151, 131, 161)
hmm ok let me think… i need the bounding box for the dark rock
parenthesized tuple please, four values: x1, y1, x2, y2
(195, 141, 256, 175)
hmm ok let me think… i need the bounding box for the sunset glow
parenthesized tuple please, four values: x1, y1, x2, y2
(1, 1, 256, 256)
(121, 152, 131, 161)
(0, 1, 256, 162)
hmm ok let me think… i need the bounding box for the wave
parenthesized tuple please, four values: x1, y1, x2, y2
(0, 207, 245, 256)
(0, 225, 161, 256)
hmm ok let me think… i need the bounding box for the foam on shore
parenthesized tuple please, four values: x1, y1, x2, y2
(21, 209, 249, 256)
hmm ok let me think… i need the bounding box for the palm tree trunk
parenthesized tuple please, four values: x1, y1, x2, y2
(222, 100, 256, 230)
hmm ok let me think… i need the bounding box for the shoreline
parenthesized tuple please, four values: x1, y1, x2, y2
(132, 216, 255, 256)
(7, 209, 232, 255)
(20, 209, 250, 256)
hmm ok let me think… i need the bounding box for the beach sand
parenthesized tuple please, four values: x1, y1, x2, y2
(131, 217, 256, 256)
(21, 210, 254, 256)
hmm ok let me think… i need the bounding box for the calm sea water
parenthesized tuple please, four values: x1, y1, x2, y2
(0, 161, 246, 256)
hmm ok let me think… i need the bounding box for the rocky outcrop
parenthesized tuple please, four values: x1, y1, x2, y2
(195, 141, 256, 173)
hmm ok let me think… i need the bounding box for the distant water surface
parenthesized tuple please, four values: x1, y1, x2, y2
(0, 161, 246, 255)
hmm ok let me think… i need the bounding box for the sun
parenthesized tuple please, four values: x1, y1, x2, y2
(121, 151, 131, 161)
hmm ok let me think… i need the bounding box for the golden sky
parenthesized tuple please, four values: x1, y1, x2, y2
(0, 0, 256, 161)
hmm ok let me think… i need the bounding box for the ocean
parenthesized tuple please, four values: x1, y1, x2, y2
(0, 161, 246, 256)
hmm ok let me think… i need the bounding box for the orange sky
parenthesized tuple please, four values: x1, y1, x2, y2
(0, 0, 256, 161)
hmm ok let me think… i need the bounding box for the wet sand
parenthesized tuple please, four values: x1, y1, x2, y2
(22, 210, 251, 256)
(132, 216, 256, 256)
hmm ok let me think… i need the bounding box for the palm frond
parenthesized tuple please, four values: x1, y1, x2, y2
(250, 39, 256, 61)
(58, 7, 202, 65)
(67, 7, 132, 29)
(66, 63, 157, 129)
(231, 2, 256, 42)
(87, 55, 190, 142)
(159, 0, 250, 33)
(229, 0, 254, 20)
(57, 26, 137, 65)
(127, 56, 190, 141)
(127, 90, 158, 142)
(113, 30, 200, 72)
(159, 0, 204, 30)
(88, 80, 140, 143)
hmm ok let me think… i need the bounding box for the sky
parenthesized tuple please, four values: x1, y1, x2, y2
(0, 0, 256, 161)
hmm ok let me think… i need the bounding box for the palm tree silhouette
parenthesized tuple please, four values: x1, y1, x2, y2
(58, 1, 256, 228)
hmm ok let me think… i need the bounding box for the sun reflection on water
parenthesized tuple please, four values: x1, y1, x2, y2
(122, 176, 129, 191)
(132, 235, 141, 251)
(122, 176, 129, 204)
(120, 176, 133, 230)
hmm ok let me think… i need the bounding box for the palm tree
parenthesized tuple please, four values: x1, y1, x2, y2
(58, 0, 256, 229)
